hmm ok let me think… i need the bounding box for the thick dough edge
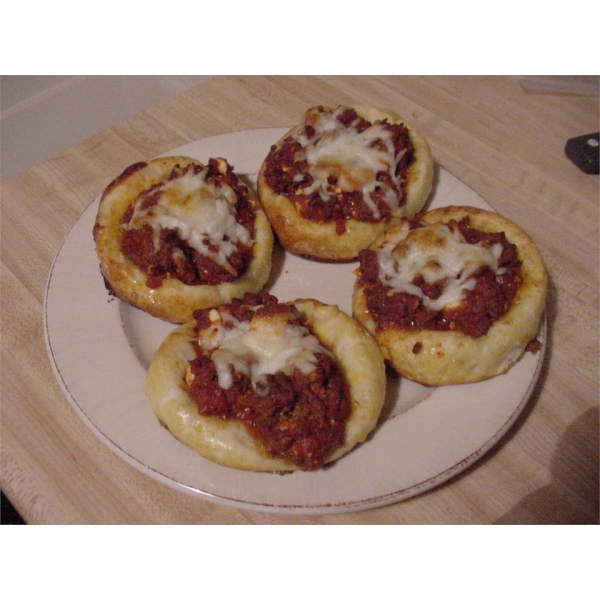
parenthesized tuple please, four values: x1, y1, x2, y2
(257, 105, 434, 262)
(352, 206, 548, 386)
(93, 155, 274, 323)
(145, 299, 387, 471)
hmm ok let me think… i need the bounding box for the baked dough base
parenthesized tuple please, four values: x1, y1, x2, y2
(257, 105, 434, 262)
(145, 298, 387, 471)
(352, 206, 548, 386)
(93, 156, 274, 323)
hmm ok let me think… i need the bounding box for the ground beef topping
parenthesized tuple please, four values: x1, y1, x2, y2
(357, 216, 523, 337)
(121, 158, 255, 288)
(185, 293, 352, 470)
(262, 105, 415, 234)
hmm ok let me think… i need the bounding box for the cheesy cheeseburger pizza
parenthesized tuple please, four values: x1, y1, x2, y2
(145, 293, 387, 471)
(257, 105, 434, 262)
(93, 156, 274, 323)
(352, 206, 547, 386)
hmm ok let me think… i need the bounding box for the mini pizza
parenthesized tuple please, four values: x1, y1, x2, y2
(352, 206, 547, 386)
(145, 293, 387, 471)
(257, 105, 434, 262)
(93, 156, 274, 323)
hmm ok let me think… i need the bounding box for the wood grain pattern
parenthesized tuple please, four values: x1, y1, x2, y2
(2, 75, 598, 524)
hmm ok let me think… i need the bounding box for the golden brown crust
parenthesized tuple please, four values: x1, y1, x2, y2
(93, 156, 274, 323)
(257, 105, 434, 262)
(145, 298, 387, 471)
(352, 206, 548, 386)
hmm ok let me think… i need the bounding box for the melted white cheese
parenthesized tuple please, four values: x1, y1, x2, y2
(127, 167, 251, 270)
(198, 308, 330, 393)
(377, 222, 504, 311)
(292, 107, 404, 218)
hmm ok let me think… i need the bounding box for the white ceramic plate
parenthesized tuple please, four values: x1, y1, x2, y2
(44, 128, 546, 514)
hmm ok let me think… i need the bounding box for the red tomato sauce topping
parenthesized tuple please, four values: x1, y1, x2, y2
(186, 294, 352, 470)
(262, 106, 415, 233)
(121, 159, 255, 288)
(357, 217, 523, 338)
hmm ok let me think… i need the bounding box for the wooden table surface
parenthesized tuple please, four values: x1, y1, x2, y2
(2, 76, 598, 524)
